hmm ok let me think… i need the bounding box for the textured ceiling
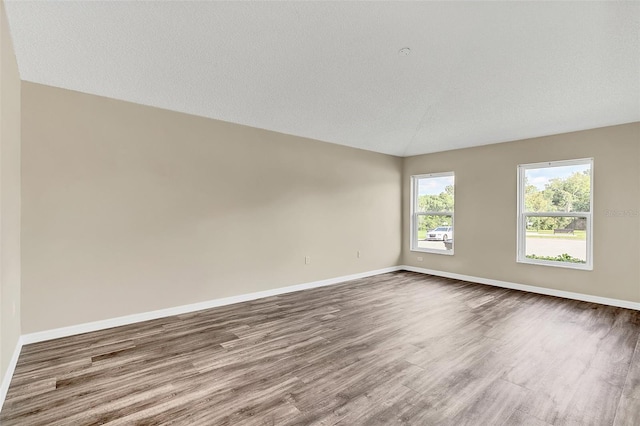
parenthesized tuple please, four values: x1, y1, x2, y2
(5, 1, 640, 156)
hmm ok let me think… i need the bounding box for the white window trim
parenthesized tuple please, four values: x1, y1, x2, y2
(516, 158, 594, 270)
(410, 172, 455, 255)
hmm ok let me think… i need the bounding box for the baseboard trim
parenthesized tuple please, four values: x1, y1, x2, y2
(21, 266, 402, 345)
(0, 336, 24, 412)
(19, 264, 639, 346)
(401, 265, 640, 311)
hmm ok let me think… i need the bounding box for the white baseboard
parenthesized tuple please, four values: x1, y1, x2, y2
(21, 266, 402, 345)
(401, 265, 640, 311)
(18, 263, 639, 346)
(0, 336, 24, 412)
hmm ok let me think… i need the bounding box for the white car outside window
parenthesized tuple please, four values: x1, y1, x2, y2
(426, 226, 453, 241)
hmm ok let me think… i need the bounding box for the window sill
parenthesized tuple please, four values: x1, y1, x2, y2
(410, 248, 454, 256)
(517, 257, 592, 271)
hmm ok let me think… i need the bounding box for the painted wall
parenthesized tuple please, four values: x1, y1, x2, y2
(15, 75, 640, 335)
(402, 123, 640, 303)
(0, 0, 21, 382)
(21, 82, 402, 333)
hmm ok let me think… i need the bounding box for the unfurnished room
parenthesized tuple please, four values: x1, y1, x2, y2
(0, 1, 639, 425)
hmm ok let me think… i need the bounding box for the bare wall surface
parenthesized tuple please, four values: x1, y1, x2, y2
(403, 123, 640, 303)
(0, 0, 21, 381)
(21, 83, 402, 333)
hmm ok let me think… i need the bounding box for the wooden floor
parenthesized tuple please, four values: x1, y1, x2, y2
(2, 271, 640, 425)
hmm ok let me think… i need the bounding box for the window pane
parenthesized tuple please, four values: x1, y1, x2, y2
(525, 216, 587, 264)
(416, 215, 453, 251)
(416, 175, 454, 213)
(524, 163, 591, 213)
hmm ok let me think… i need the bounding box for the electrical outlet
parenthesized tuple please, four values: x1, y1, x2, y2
(417, 256, 423, 262)
(305, 256, 311, 265)
(357, 250, 361, 258)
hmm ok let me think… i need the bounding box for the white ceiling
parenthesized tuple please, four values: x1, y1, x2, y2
(5, 1, 640, 157)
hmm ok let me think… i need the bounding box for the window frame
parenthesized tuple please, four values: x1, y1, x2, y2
(410, 172, 455, 255)
(516, 158, 594, 270)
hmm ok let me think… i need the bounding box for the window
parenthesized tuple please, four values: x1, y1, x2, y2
(410, 172, 455, 254)
(517, 158, 593, 270)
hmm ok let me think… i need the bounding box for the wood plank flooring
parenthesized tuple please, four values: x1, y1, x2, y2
(2, 271, 639, 425)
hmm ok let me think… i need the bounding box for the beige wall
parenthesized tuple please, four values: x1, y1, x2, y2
(403, 123, 640, 303)
(0, 0, 21, 382)
(16, 78, 640, 334)
(21, 82, 402, 333)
